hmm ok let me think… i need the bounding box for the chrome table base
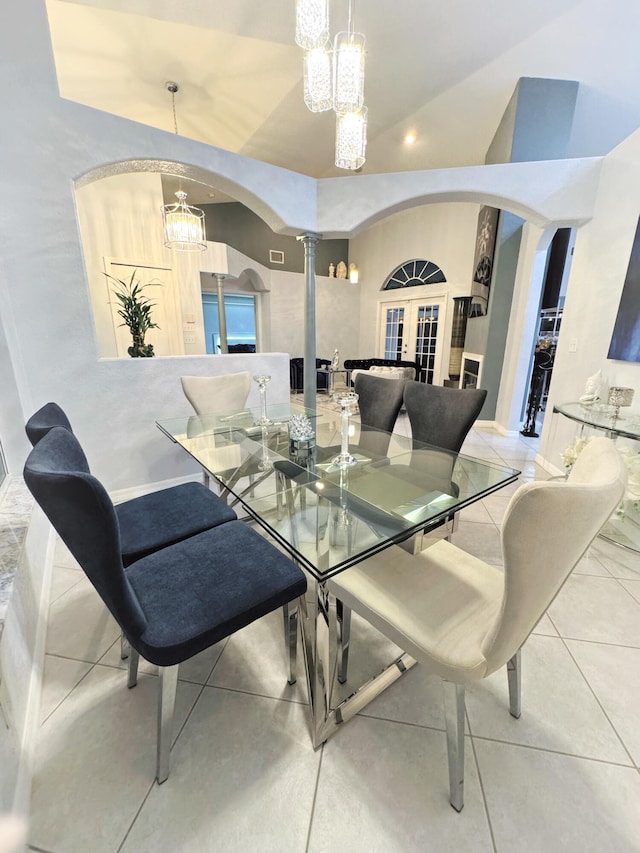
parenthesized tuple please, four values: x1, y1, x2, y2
(299, 574, 417, 749)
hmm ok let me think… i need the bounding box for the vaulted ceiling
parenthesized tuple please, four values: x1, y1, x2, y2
(47, 0, 640, 187)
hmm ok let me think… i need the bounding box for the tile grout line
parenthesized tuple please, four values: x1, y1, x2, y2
(39, 661, 97, 728)
(468, 721, 498, 853)
(469, 731, 636, 769)
(304, 744, 325, 853)
(557, 633, 638, 770)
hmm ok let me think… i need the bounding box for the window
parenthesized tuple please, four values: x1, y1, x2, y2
(202, 293, 257, 354)
(383, 259, 446, 290)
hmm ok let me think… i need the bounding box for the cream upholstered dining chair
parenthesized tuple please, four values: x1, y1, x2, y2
(180, 371, 252, 416)
(181, 371, 252, 491)
(328, 437, 626, 812)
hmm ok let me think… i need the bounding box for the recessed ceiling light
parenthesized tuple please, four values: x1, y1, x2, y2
(208, 193, 216, 198)
(404, 132, 417, 145)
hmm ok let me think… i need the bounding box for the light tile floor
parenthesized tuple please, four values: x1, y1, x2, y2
(28, 407, 640, 852)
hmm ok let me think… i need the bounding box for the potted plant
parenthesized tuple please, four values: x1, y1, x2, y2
(105, 270, 160, 358)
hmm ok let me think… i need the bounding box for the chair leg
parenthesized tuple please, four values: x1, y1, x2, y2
(507, 649, 522, 719)
(443, 681, 465, 812)
(157, 665, 179, 784)
(127, 647, 140, 689)
(276, 470, 285, 521)
(120, 632, 130, 660)
(336, 598, 352, 684)
(283, 601, 299, 685)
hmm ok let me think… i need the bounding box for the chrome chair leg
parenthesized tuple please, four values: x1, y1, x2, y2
(283, 600, 299, 685)
(507, 648, 522, 719)
(336, 598, 352, 684)
(443, 681, 465, 812)
(127, 647, 140, 688)
(120, 632, 130, 660)
(276, 470, 285, 521)
(157, 664, 179, 784)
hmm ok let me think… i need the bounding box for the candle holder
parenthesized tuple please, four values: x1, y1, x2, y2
(258, 424, 272, 472)
(253, 374, 272, 425)
(608, 386, 634, 421)
(333, 392, 359, 468)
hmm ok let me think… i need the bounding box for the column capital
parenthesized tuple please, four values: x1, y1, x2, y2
(296, 232, 322, 245)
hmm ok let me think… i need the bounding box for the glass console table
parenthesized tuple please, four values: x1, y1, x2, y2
(554, 401, 640, 552)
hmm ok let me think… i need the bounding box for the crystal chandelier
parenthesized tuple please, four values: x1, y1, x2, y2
(335, 107, 367, 170)
(161, 82, 207, 252)
(162, 191, 207, 252)
(295, 0, 329, 50)
(295, 0, 368, 170)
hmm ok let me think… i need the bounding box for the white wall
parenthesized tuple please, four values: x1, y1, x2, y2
(350, 202, 480, 371)
(269, 271, 361, 362)
(541, 126, 640, 467)
(0, 509, 51, 813)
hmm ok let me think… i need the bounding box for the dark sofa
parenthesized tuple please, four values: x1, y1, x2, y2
(289, 357, 332, 392)
(343, 358, 419, 382)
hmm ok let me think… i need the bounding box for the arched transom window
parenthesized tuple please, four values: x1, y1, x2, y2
(382, 259, 446, 290)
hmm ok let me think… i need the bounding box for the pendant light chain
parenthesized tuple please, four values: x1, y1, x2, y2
(166, 81, 179, 134)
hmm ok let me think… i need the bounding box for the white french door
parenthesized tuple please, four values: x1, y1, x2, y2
(379, 297, 447, 384)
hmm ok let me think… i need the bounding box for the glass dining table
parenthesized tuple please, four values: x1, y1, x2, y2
(157, 402, 520, 748)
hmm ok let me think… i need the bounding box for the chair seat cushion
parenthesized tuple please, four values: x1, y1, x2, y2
(126, 521, 307, 666)
(116, 482, 237, 567)
(329, 540, 504, 683)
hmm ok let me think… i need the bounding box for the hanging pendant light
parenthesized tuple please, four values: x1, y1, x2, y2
(295, 0, 329, 50)
(335, 107, 367, 170)
(304, 47, 333, 112)
(161, 82, 207, 252)
(333, 0, 365, 114)
(294, 0, 368, 170)
(162, 191, 207, 252)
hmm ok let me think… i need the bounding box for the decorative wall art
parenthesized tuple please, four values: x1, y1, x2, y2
(608, 215, 640, 363)
(469, 206, 500, 317)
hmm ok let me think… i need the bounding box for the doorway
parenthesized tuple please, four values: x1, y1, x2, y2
(520, 227, 575, 437)
(378, 297, 447, 384)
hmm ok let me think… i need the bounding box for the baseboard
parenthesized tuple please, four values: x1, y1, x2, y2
(535, 453, 565, 478)
(475, 420, 520, 436)
(12, 525, 55, 818)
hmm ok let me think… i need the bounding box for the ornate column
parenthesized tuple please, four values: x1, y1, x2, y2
(297, 233, 321, 412)
(215, 273, 229, 354)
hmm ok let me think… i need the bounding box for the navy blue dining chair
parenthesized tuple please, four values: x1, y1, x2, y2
(25, 402, 237, 567)
(24, 427, 307, 783)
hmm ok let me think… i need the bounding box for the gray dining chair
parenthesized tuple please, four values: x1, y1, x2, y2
(403, 382, 487, 452)
(328, 437, 626, 811)
(24, 427, 307, 784)
(354, 372, 407, 456)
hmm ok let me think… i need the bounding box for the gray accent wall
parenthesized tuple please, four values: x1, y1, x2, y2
(472, 76, 577, 419)
(203, 202, 349, 274)
(487, 77, 579, 165)
(469, 213, 524, 419)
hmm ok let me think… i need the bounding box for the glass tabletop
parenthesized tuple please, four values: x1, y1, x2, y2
(157, 403, 520, 579)
(554, 401, 640, 440)
(242, 448, 519, 579)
